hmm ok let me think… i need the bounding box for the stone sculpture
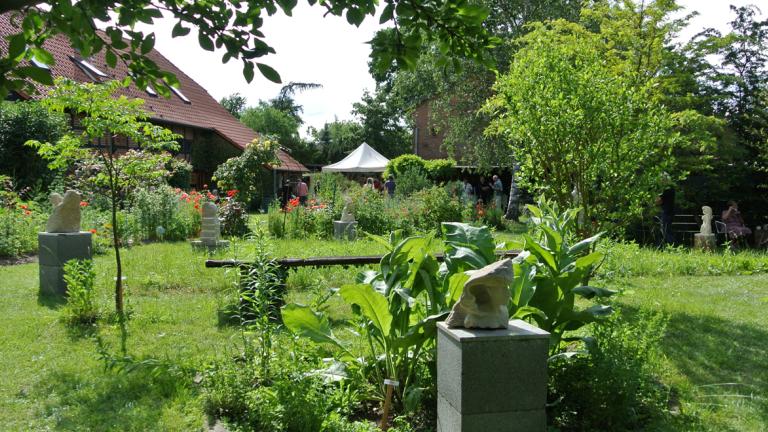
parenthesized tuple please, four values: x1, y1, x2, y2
(446, 258, 513, 329)
(45, 190, 82, 233)
(199, 202, 221, 245)
(340, 196, 355, 223)
(700, 206, 713, 235)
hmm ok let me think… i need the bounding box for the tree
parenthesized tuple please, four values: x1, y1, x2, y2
(310, 120, 364, 164)
(241, 102, 300, 145)
(0, 0, 498, 97)
(212, 135, 279, 201)
(0, 100, 67, 191)
(26, 78, 179, 317)
(484, 21, 683, 234)
(270, 82, 322, 124)
(219, 93, 247, 119)
(352, 89, 411, 158)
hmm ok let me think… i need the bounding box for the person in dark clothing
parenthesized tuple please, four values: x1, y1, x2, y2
(657, 187, 675, 245)
(384, 175, 396, 197)
(479, 176, 493, 204)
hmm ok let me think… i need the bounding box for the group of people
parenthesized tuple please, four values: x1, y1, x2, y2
(364, 175, 396, 198)
(462, 175, 506, 210)
(658, 187, 756, 246)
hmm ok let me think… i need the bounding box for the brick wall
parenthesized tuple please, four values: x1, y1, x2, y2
(413, 102, 449, 160)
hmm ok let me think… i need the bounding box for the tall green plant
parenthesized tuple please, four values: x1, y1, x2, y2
(27, 78, 180, 317)
(62, 259, 99, 325)
(518, 197, 616, 353)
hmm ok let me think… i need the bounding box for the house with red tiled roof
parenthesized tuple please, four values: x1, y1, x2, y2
(0, 12, 306, 202)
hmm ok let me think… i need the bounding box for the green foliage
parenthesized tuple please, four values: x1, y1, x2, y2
(241, 103, 300, 148)
(283, 224, 502, 409)
(408, 187, 463, 233)
(127, 185, 200, 242)
(0, 0, 496, 102)
(352, 89, 411, 158)
(62, 259, 99, 325)
(213, 135, 279, 203)
(515, 198, 616, 353)
(310, 120, 364, 165)
(0, 100, 68, 191)
(384, 154, 427, 179)
(267, 200, 334, 240)
(26, 78, 180, 316)
(485, 21, 682, 235)
(165, 157, 192, 190)
(548, 311, 670, 431)
(219, 92, 247, 119)
(0, 203, 44, 258)
(423, 159, 454, 183)
(395, 165, 431, 197)
(219, 198, 250, 238)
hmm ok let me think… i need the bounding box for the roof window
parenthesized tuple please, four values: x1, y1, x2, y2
(70, 56, 109, 79)
(30, 57, 50, 70)
(168, 85, 191, 104)
(145, 85, 158, 97)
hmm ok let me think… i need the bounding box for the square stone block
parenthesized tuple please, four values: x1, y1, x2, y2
(39, 264, 66, 295)
(437, 394, 546, 432)
(437, 320, 549, 416)
(38, 232, 92, 266)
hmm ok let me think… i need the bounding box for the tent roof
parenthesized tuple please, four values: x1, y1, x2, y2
(321, 142, 389, 173)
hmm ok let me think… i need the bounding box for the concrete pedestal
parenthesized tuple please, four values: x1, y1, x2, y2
(38, 232, 92, 295)
(191, 239, 230, 251)
(437, 320, 549, 432)
(694, 233, 716, 251)
(333, 221, 357, 241)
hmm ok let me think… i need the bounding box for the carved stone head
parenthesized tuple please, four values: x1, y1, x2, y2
(445, 258, 513, 329)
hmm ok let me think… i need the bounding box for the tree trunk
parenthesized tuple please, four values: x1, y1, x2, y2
(112, 183, 123, 317)
(505, 165, 520, 221)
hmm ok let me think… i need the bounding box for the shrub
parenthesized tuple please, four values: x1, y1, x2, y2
(396, 165, 431, 197)
(408, 186, 463, 232)
(219, 197, 250, 237)
(128, 186, 201, 242)
(384, 154, 427, 179)
(62, 259, 99, 325)
(166, 157, 192, 189)
(424, 159, 454, 183)
(0, 199, 45, 258)
(548, 311, 670, 431)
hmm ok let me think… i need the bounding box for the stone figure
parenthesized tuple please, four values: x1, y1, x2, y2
(45, 190, 82, 233)
(446, 258, 513, 329)
(700, 206, 713, 235)
(340, 196, 355, 223)
(199, 202, 221, 245)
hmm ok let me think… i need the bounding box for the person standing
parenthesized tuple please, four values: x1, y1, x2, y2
(492, 174, 504, 210)
(384, 175, 396, 198)
(297, 177, 309, 206)
(479, 176, 492, 205)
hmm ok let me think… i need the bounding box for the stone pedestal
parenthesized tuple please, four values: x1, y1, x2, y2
(191, 203, 229, 250)
(694, 233, 716, 251)
(38, 232, 92, 295)
(437, 320, 549, 432)
(333, 221, 357, 241)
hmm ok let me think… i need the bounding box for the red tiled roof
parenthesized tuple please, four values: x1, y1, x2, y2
(0, 13, 307, 172)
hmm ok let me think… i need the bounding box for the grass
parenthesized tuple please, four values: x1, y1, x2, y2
(1, 229, 767, 431)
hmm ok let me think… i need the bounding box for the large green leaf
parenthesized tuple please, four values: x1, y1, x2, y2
(340, 284, 392, 336)
(281, 303, 344, 349)
(442, 222, 495, 263)
(568, 232, 603, 255)
(523, 234, 557, 271)
(444, 246, 487, 272)
(445, 272, 469, 304)
(510, 258, 537, 307)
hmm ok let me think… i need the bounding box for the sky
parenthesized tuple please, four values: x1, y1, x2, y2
(143, 1, 767, 136)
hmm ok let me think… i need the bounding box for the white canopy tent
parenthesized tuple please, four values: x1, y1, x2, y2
(321, 142, 389, 173)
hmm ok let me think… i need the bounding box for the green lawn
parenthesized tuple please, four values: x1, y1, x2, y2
(0, 235, 766, 431)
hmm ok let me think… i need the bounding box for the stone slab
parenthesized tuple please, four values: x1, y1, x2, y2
(437, 394, 546, 432)
(333, 221, 357, 241)
(38, 232, 93, 266)
(39, 264, 66, 295)
(191, 239, 230, 251)
(437, 320, 549, 416)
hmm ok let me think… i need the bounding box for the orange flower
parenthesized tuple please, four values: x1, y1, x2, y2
(80, 201, 88, 207)
(194, 203, 200, 209)
(19, 204, 28, 210)
(24, 210, 31, 216)
(89, 228, 97, 234)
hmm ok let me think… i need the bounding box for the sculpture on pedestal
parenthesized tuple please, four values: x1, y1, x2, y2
(700, 206, 713, 235)
(192, 201, 229, 249)
(446, 258, 513, 329)
(340, 196, 355, 223)
(45, 190, 82, 233)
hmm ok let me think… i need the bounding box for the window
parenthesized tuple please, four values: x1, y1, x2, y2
(30, 57, 49, 70)
(167, 84, 191, 104)
(70, 56, 109, 80)
(145, 85, 158, 97)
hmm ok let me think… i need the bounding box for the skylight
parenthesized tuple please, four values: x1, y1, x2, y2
(30, 57, 49, 70)
(145, 85, 158, 97)
(168, 85, 191, 104)
(71, 57, 108, 78)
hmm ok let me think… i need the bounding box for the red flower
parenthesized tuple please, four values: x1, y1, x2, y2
(226, 189, 238, 198)
(80, 201, 88, 207)
(180, 192, 189, 200)
(24, 210, 31, 216)
(288, 197, 300, 208)
(19, 204, 28, 210)
(194, 203, 200, 210)
(89, 228, 97, 234)
(207, 192, 216, 200)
